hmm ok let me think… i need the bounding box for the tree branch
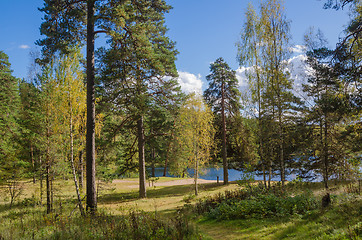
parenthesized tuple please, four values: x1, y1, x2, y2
(94, 30, 108, 35)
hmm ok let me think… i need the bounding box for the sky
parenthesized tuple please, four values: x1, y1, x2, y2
(0, 0, 351, 93)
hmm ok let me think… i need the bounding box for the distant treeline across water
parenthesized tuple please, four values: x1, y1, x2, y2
(147, 167, 300, 182)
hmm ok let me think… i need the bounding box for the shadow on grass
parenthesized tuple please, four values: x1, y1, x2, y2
(199, 200, 362, 240)
(98, 182, 225, 204)
(275, 199, 362, 239)
(198, 217, 289, 240)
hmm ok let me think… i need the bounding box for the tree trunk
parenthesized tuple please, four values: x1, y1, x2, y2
(268, 162, 272, 189)
(39, 155, 43, 205)
(221, 81, 228, 185)
(194, 152, 199, 196)
(86, 0, 97, 214)
(262, 163, 266, 188)
(51, 174, 54, 212)
(78, 149, 84, 191)
(163, 136, 172, 177)
(323, 115, 329, 190)
(31, 144, 36, 184)
(46, 127, 52, 214)
(151, 148, 155, 178)
(163, 148, 169, 177)
(138, 116, 147, 198)
(69, 103, 85, 216)
(278, 101, 285, 188)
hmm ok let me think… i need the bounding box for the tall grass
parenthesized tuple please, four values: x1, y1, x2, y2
(0, 205, 197, 239)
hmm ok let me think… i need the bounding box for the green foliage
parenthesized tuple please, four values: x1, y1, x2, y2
(170, 94, 215, 177)
(204, 57, 241, 116)
(237, 0, 305, 186)
(193, 182, 321, 219)
(0, 50, 23, 182)
(236, 171, 256, 187)
(207, 192, 318, 220)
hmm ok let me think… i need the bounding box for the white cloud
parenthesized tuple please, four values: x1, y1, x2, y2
(291, 45, 306, 54)
(235, 66, 250, 88)
(177, 71, 203, 94)
(19, 44, 30, 49)
(286, 54, 314, 103)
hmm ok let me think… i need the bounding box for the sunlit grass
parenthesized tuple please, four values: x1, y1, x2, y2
(0, 178, 361, 239)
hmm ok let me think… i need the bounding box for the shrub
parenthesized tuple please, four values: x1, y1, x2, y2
(205, 192, 318, 220)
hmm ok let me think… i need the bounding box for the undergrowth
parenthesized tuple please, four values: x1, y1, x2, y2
(0, 206, 197, 240)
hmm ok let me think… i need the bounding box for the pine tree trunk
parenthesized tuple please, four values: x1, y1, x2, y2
(163, 145, 169, 177)
(163, 133, 173, 177)
(221, 81, 228, 185)
(151, 148, 155, 178)
(46, 127, 52, 214)
(31, 144, 36, 184)
(39, 155, 43, 205)
(86, 0, 97, 214)
(138, 116, 147, 198)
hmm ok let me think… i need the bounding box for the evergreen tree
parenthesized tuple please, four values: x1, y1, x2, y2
(97, 1, 179, 198)
(0, 51, 22, 183)
(204, 57, 241, 185)
(19, 80, 43, 184)
(304, 46, 350, 189)
(37, 0, 177, 210)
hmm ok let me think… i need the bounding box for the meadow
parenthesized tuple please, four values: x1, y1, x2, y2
(0, 178, 361, 239)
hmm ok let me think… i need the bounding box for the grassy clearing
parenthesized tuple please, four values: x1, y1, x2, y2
(0, 177, 237, 239)
(0, 178, 361, 239)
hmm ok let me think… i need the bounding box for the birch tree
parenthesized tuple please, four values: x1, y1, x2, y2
(171, 94, 215, 195)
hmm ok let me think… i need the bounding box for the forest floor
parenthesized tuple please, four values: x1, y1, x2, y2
(0, 177, 361, 239)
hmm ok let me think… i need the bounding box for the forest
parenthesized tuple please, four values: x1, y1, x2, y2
(0, 0, 361, 239)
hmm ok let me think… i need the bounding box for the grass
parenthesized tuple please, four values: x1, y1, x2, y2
(197, 199, 362, 240)
(0, 178, 361, 239)
(196, 181, 362, 240)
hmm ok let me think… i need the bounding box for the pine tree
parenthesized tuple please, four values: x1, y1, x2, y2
(0, 51, 21, 183)
(37, 0, 177, 210)
(204, 57, 241, 185)
(97, 1, 179, 198)
(304, 46, 348, 189)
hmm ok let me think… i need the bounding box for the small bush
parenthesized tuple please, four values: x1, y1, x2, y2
(183, 194, 196, 203)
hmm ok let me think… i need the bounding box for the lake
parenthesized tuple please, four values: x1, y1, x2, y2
(148, 167, 297, 182)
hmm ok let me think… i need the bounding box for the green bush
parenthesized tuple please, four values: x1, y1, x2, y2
(207, 193, 318, 220)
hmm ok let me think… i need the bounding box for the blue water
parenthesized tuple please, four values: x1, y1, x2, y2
(148, 167, 297, 182)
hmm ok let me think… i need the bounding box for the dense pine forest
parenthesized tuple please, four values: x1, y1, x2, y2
(0, 0, 361, 239)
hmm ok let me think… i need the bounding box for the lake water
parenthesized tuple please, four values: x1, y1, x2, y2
(148, 167, 297, 182)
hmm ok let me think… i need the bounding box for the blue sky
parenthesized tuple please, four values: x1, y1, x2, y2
(0, 0, 351, 92)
